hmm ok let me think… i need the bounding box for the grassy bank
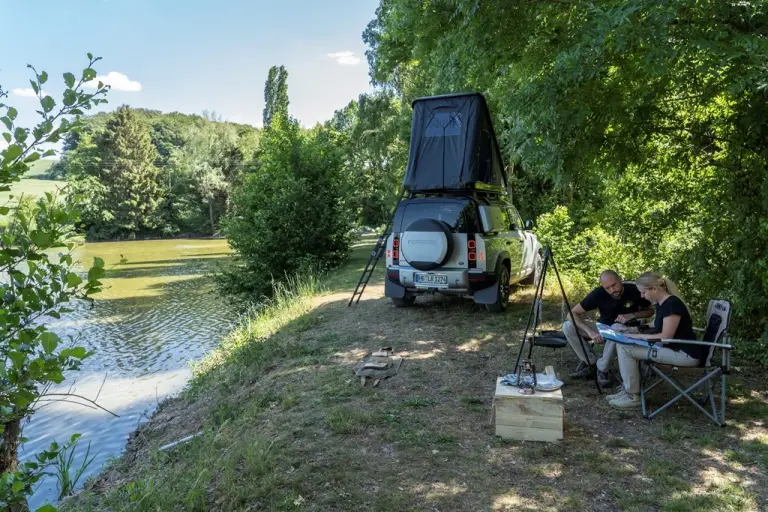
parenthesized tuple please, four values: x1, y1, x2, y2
(65, 237, 768, 511)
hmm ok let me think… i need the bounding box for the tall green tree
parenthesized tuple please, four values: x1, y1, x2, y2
(98, 106, 162, 237)
(222, 68, 354, 299)
(262, 65, 289, 128)
(168, 122, 240, 234)
(329, 91, 410, 226)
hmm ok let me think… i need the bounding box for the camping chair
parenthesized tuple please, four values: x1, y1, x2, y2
(640, 299, 733, 427)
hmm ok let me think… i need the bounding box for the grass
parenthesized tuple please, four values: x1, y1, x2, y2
(0, 176, 66, 204)
(25, 158, 57, 178)
(63, 236, 768, 511)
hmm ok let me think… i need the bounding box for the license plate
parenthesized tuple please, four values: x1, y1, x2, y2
(415, 273, 448, 286)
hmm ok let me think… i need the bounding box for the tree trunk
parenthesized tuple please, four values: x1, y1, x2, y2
(1, 417, 21, 474)
(209, 201, 215, 235)
(1, 417, 30, 511)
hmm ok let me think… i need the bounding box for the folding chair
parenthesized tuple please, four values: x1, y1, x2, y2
(640, 299, 733, 426)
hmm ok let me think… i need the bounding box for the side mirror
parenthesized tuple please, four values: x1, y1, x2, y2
(510, 223, 518, 231)
(524, 220, 533, 230)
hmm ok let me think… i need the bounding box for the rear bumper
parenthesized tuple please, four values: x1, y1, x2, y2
(384, 266, 497, 299)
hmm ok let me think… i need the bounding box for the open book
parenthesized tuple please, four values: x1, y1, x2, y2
(596, 322, 652, 347)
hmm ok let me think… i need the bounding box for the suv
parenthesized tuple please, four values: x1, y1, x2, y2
(384, 193, 543, 312)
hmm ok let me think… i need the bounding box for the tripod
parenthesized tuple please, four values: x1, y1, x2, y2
(514, 245, 603, 394)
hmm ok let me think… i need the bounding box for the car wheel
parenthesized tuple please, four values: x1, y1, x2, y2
(392, 295, 416, 308)
(521, 251, 543, 286)
(486, 265, 510, 313)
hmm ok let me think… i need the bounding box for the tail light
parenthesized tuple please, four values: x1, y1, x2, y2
(467, 237, 476, 268)
(392, 236, 400, 263)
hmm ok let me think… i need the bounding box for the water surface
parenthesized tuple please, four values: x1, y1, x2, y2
(20, 239, 236, 509)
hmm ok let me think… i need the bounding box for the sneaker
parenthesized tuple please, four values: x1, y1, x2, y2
(605, 388, 628, 401)
(609, 391, 641, 409)
(569, 361, 591, 379)
(597, 370, 613, 388)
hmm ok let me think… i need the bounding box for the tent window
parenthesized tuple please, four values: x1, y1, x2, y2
(425, 112, 462, 137)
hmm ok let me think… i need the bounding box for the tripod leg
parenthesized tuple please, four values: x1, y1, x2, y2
(514, 247, 550, 371)
(548, 248, 603, 395)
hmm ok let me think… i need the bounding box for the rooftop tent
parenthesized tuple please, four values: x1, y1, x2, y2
(403, 92, 508, 192)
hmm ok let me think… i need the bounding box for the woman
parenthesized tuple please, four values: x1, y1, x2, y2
(607, 271, 700, 409)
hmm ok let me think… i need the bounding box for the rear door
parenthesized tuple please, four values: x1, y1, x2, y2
(507, 205, 532, 274)
(504, 205, 526, 279)
(394, 200, 468, 273)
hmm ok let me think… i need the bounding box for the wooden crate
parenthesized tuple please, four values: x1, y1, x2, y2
(492, 377, 563, 442)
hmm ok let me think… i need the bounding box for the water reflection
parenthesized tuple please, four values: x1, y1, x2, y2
(20, 239, 235, 509)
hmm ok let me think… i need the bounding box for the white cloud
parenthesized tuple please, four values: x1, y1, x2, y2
(84, 71, 142, 92)
(12, 88, 40, 97)
(327, 51, 361, 66)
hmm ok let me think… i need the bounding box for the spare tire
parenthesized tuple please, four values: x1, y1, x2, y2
(400, 218, 454, 271)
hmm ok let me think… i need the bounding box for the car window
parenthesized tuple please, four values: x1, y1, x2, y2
(479, 205, 507, 233)
(396, 202, 465, 231)
(508, 206, 524, 230)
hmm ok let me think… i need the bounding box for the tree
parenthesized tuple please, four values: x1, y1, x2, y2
(262, 65, 289, 128)
(169, 122, 239, 234)
(59, 109, 260, 238)
(222, 70, 354, 298)
(0, 55, 109, 511)
(365, 0, 768, 362)
(98, 106, 162, 238)
(329, 91, 410, 226)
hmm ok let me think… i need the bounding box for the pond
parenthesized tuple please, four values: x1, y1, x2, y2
(20, 239, 237, 509)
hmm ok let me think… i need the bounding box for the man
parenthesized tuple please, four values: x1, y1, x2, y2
(564, 270, 653, 387)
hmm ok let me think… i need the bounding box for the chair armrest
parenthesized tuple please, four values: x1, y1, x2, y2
(658, 338, 733, 350)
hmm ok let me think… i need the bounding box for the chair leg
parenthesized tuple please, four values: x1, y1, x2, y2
(706, 372, 718, 422)
(640, 362, 648, 417)
(720, 371, 727, 427)
(645, 366, 724, 426)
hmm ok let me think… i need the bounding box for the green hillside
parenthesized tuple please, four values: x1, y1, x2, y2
(24, 158, 57, 178)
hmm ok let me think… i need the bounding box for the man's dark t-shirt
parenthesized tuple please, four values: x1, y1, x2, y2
(654, 295, 701, 360)
(580, 283, 651, 325)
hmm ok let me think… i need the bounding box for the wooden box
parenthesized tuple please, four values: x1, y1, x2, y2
(492, 377, 563, 442)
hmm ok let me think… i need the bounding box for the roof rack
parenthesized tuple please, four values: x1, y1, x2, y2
(406, 186, 508, 199)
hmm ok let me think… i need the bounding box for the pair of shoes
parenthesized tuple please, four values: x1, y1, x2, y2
(609, 390, 641, 409)
(597, 370, 613, 388)
(569, 361, 592, 379)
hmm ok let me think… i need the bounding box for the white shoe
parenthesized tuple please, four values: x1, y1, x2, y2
(609, 391, 641, 409)
(605, 388, 627, 401)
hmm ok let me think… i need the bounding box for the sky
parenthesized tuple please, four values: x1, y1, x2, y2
(0, 0, 380, 145)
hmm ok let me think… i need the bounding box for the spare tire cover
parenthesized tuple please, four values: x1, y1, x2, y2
(400, 218, 454, 271)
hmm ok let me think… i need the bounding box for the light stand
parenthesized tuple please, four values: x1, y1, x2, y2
(514, 245, 603, 394)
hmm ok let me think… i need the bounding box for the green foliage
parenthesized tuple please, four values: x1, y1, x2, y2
(328, 91, 410, 227)
(0, 55, 108, 510)
(262, 65, 289, 129)
(59, 108, 259, 238)
(53, 436, 97, 501)
(366, 0, 768, 362)
(68, 106, 161, 239)
(165, 118, 241, 235)
(221, 112, 355, 298)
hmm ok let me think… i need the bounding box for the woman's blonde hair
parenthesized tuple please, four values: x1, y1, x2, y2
(636, 271, 682, 299)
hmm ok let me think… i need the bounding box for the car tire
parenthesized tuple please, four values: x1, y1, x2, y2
(391, 295, 416, 308)
(485, 265, 510, 313)
(521, 250, 543, 286)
